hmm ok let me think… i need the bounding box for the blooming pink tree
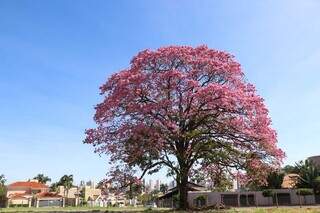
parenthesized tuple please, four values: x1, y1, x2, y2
(85, 45, 284, 209)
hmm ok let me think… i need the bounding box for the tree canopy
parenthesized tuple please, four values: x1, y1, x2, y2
(295, 160, 320, 190)
(0, 175, 5, 186)
(58, 174, 74, 190)
(33, 174, 51, 184)
(85, 45, 284, 209)
(0, 174, 6, 199)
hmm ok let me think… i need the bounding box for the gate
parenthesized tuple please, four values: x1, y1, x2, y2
(240, 194, 255, 206)
(221, 194, 238, 206)
(38, 199, 62, 207)
(273, 193, 291, 205)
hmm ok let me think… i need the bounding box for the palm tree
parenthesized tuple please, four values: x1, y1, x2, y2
(33, 174, 51, 184)
(58, 175, 74, 198)
(0, 174, 5, 185)
(0, 174, 6, 199)
(296, 160, 320, 189)
(49, 182, 59, 192)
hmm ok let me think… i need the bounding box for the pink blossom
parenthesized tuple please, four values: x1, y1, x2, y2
(85, 45, 284, 195)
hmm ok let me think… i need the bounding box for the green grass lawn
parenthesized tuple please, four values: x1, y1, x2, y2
(232, 207, 320, 213)
(1, 206, 320, 213)
(0, 206, 148, 212)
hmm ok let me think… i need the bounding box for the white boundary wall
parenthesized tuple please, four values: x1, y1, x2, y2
(188, 189, 316, 208)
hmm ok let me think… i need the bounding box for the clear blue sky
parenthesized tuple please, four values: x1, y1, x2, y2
(1, 0, 320, 184)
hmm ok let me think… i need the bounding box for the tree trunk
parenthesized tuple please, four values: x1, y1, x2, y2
(178, 174, 188, 210)
(176, 141, 191, 210)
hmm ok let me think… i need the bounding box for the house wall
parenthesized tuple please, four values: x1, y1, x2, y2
(57, 186, 78, 198)
(67, 188, 78, 199)
(9, 198, 29, 205)
(84, 186, 101, 201)
(308, 155, 320, 167)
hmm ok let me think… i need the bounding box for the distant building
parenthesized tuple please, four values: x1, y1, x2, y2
(79, 180, 85, 187)
(155, 180, 160, 191)
(86, 181, 95, 188)
(308, 155, 320, 167)
(82, 184, 101, 202)
(103, 192, 126, 207)
(57, 185, 80, 206)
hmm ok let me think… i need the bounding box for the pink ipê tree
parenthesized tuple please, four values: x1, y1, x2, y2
(85, 45, 285, 209)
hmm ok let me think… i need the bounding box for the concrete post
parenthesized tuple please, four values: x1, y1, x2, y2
(299, 195, 302, 208)
(275, 192, 278, 208)
(246, 194, 249, 206)
(36, 199, 39, 208)
(255, 192, 258, 207)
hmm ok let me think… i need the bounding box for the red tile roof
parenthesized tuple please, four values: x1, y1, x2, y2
(8, 181, 48, 189)
(9, 193, 30, 200)
(36, 192, 62, 198)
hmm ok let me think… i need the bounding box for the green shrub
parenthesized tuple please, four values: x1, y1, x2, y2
(296, 188, 313, 196)
(9, 204, 28, 207)
(194, 195, 206, 207)
(195, 195, 206, 202)
(262, 189, 274, 197)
